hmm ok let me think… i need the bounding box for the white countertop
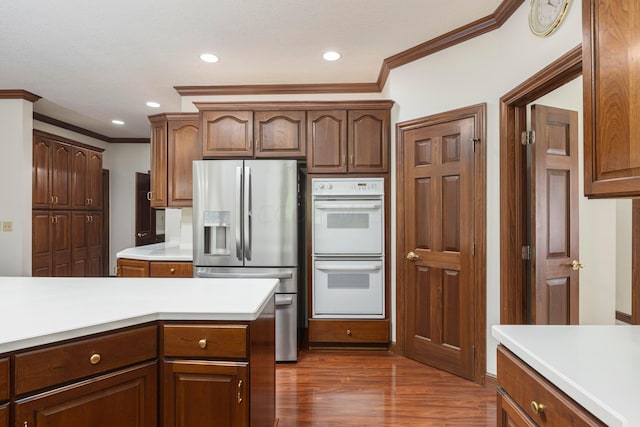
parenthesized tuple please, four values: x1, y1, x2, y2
(116, 242, 193, 261)
(0, 277, 277, 354)
(493, 324, 640, 427)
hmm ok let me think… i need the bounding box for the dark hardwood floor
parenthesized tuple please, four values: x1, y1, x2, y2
(276, 349, 496, 426)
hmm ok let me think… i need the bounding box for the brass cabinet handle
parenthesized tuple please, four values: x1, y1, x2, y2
(198, 339, 207, 349)
(530, 400, 545, 414)
(406, 251, 419, 261)
(147, 191, 152, 201)
(569, 260, 584, 271)
(137, 232, 148, 237)
(170, 268, 176, 274)
(89, 353, 101, 365)
(50, 195, 55, 204)
(54, 196, 58, 204)
(237, 380, 243, 404)
(346, 329, 352, 336)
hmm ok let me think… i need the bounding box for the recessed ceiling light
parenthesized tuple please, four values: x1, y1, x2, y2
(146, 101, 161, 108)
(322, 51, 341, 61)
(112, 119, 125, 125)
(200, 53, 220, 63)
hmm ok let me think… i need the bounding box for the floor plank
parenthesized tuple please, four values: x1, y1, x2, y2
(276, 349, 496, 426)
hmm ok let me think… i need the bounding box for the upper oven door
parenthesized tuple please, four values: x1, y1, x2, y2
(313, 198, 383, 255)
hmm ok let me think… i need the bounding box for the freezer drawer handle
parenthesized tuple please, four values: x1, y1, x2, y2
(195, 271, 293, 279)
(275, 295, 295, 306)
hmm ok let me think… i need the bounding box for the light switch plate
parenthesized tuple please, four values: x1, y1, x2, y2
(2, 221, 13, 232)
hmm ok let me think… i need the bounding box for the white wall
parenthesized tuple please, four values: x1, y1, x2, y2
(384, 2, 583, 374)
(616, 200, 633, 316)
(0, 99, 34, 276)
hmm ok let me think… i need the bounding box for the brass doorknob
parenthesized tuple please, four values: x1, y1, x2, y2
(406, 252, 419, 261)
(569, 260, 584, 271)
(198, 339, 207, 349)
(89, 354, 101, 365)
(530, 400, 545, 414)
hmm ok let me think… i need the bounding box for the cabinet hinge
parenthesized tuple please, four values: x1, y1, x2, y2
(471, 138, 480, 152)
(521, 245, 533, 260)
(521, 130, 535, 145)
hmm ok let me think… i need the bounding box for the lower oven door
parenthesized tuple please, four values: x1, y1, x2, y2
(313, 258, 384, 319)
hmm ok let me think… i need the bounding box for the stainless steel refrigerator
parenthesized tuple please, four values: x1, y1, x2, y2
(192, 159, 299, 361)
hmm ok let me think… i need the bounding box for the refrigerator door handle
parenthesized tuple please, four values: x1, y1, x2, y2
(244, 166, 252, 261)
(235, 166, 243, 261)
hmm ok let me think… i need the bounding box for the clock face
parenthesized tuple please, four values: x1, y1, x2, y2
(529, 0, 571, 37)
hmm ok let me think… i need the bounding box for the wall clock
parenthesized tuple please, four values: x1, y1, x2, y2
(529, 0, 572, 37)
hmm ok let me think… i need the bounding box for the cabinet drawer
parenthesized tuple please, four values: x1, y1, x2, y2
(0, 404, 7, 427)
(15, 324, 158, 395)
(149, 261, 193, 277)
(308, 319, 389, 344)
(0, 358, 8, 402)
(163, 324, 247, 359)
(497, 346, 604, 426)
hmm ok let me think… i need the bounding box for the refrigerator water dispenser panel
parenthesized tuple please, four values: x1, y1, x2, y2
(203, 211, 231, 255)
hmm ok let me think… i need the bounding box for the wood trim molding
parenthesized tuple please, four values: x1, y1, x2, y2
(33, 113, 149, 144)
(175, 0, 524, 96)
(616, 310, 632, 324)
(499, 45, 582, 324)
(194, 100, 395, 111)
(0, 89, 41, 103)
(33, 129, 106, 153)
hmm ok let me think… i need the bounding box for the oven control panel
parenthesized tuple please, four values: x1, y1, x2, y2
(312, 177, 384, 196)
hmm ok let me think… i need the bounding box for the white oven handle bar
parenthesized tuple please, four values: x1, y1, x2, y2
(315, 263, 382, 271)
(314, 202, 381, 210)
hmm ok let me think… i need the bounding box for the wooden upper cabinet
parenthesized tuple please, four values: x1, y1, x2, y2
(201, 110, 253, 157)
(87, 151, 103, 209)
(150, 119, 168, 208)
(71, 148, 88, 209)
(33, 137, 72, 209)
(167, 118, 200, 207)
(254, 110, 306, 158)
(348, 109, 389, 173)
(583, 0, 640, 197)
(51, 142, 72, 208)
(307, 110, 348, 173)
(33, 137, 52, 209)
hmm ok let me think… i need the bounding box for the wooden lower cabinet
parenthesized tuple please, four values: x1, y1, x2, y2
(163, 360, 248, 427)
(117, 259, 193, 278)
(308, 319, 389, 346)
(497, 346, 604, 426)
(15, 362, 157, 427)
(32, 210, 71, 277)
(117, 258, 149, 277)
(0, 404, 7, 427)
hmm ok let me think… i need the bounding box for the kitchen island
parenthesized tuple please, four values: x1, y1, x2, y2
(493, 325, 640, 427)
(0, 277, 277, 427)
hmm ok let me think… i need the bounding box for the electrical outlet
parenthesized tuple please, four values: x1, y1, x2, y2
(2, 221, 13, 232)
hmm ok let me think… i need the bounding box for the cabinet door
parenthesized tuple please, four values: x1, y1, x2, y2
(87, 151, 103, 209)
(117, 258, 149, 277)
(496, 389, 536, 427)
(0, 404, 7, 427)
(33, 138, 52, 209)
(307, 110, 348, 173)
(71, 211, 88, 277)
(71, 147, 88, 209)
(348, 109, 389, 173)
(168, 120, 200, 207)
(201, 110, 253, 157)
(87, 211, 103, 277)
(51, 142, 72, 208)
(583, 0, 640, 197)
(32, 211, 53, 277)
(163, 360, 248, 427)
(150, 120, 168, 208)
(15, 362, 157, 427)
(255, 110, 306, 158)
(52, 211, 71, 277)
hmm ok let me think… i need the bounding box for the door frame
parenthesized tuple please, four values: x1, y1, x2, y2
(499, 46, 583, 324)
(396, 103, 487, 384)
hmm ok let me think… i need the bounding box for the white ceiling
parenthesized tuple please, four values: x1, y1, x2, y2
(0, 0, 502, 139)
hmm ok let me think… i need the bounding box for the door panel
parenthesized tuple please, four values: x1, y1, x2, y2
(403, 116, 475, 380)
(531, 105, 579, 324)
(135, 173, 157, 247)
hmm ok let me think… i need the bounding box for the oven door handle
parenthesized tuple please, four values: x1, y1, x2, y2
(195, 271, 293, 279)
(315, 264, 382, 271)
(314, 202, 381, 210)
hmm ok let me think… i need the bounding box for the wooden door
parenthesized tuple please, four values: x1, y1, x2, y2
(530, 105, 579, 324)
(348, 109, 389, 173)
(87, 211, 103, 277)
(402, 116, 476, 380)
(306, 110, 347, 173)
(150, 120, 167, 208)
(254, 110, 306, 158)
(135, 173, 157, 246)
(71, 211, 88, 277)
(201, 110, 253, 157)
(87, 151, 103, 209)
(117, 259, 149, 277)
(163, 360, 248, 427)
(32, 211, 53, 276)
(15, 363, 157, 427)
(33, 138, 52, 209)
(71, 147, 88, 209)
(51, 142, 71, 209)
(52, 211, 71, 277)
(167, 119, 200, 207)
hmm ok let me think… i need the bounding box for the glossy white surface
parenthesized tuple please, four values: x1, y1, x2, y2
(0, 277, 276, 354)
(116, 242, 193, 261)
(493, 325, 640, 427)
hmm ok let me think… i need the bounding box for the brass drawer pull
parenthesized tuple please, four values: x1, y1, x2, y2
(170, 268, 176, 274)
(347, 329, 352, 336)
(89, 353, 101, 365)
(198, 339, 207, 349)
(237, 379, 243, 403)
(530, 400, 545, 414)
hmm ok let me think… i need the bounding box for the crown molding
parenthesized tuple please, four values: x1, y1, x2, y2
(33, 113, 149, 144)
(0, 89, 41, 103)
(175, 0, 524, 96)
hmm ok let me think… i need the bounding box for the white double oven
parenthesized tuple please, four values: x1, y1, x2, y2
(311, 178, 384, 319)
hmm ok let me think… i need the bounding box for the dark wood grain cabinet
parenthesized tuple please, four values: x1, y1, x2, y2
(496, 346, 605, 426)
(32, 210, 71, 277)
(583, 0, 640, 197)
(33, 136, 72, 209)
(254, 110, 306, 158)
(116, 259, 192, 277)
(201, 110, 254, 157)
(71, 211, 103, 277)
(149, 113, 201, 208)
(71, 147, 103, 210)
(0, 404, 6, 427)
(307, 110, 348, 173)
(0, 357, 8, 403)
